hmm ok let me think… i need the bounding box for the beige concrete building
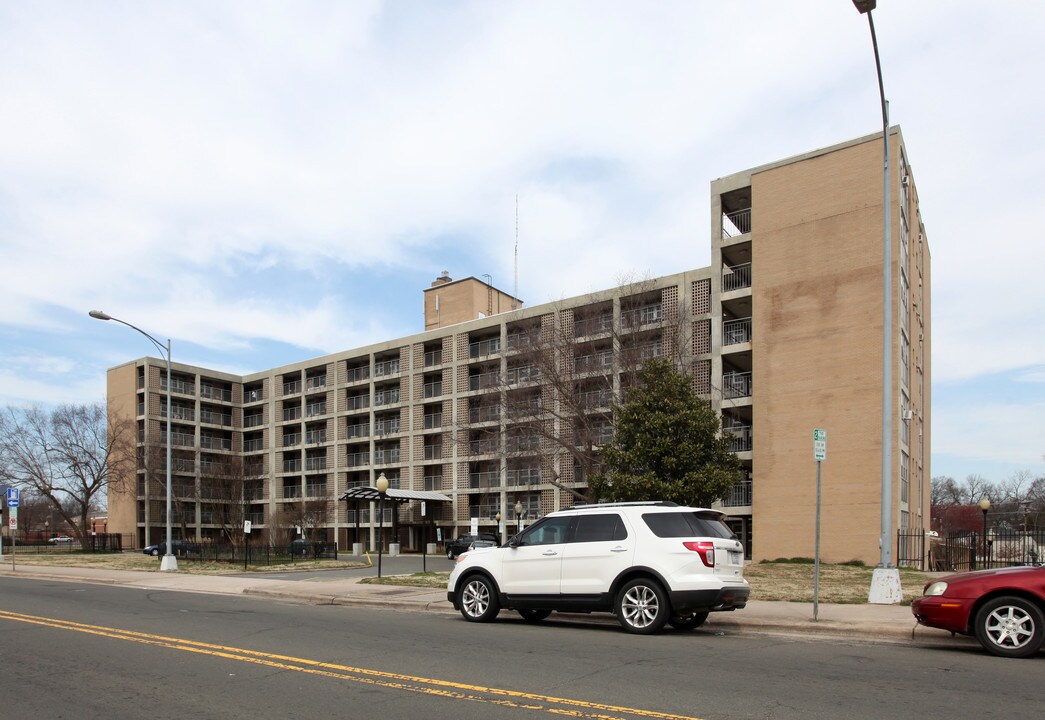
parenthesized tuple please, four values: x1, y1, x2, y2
(104, 129, 930, 565)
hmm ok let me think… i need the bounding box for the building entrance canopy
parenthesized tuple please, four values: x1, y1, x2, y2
(339, 487, 451, 504)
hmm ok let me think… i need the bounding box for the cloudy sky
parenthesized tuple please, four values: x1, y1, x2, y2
(1, 1, 1042, 486)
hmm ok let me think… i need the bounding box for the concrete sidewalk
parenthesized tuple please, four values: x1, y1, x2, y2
(0, 563, 964, 647)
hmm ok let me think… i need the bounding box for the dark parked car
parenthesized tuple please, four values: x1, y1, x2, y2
(142, 540, 200, 557)
(290, 539, 326, 557)
(912, 564, 1045, 658)
(446, 533, 499, 559)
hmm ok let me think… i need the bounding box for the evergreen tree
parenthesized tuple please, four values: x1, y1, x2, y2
(589, 359, 742, 507)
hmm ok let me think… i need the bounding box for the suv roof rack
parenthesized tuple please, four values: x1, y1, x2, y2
(566, 501, 679, 510)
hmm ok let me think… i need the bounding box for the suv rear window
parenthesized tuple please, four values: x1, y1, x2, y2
(642, 511, 734, 539)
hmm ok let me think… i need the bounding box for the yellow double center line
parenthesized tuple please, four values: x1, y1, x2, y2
(0, 610, 702, 720)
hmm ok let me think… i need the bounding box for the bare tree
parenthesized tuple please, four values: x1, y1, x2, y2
(458, 276, 694, 508)
(199, 453, 254, 545)
(0, 404, 134, 543)
(271, 499, 328, 546)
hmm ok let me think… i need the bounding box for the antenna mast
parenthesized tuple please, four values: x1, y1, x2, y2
(513, 194, 519, 310)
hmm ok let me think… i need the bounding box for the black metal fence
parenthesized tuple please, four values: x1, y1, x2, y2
(151, 541, 339, 566)
(898, 529, 1043, 572)
(10, 533, 124, 553)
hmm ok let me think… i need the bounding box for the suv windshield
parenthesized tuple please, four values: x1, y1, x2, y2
(642, 511, 735, 539)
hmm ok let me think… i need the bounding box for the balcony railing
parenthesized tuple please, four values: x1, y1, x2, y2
(161, 405, 195, 422)
(305, 375, 327, 391)
(423, 413, 442, 429)
(468, 372, 499, 391)
(423, 380, 443, 398)
(199, 435, 232, 451)
(199, 409, 232, 426)
(347, 395, 369, 411)
(723, 480, 752, 507)
(244, 438, 264, 452)
(469, 337, 501, 358)
(725, 424, 753, 453)
(469, 405, 501, 423)
(373, 390, 400, 406)
(423, 445, 441, 460)
(283, 459, 302, 472)
(470, 471, 499, 488)
(305, 431, 327, 445)
(305, 482, 327, 497)
(506, 468, 541, 486)
(171, 432, 194, 447)
(305, 457, 327, 472)
(199, 385, 232, 402)
(374, 420, 400, 436)
(506, 436, 540, 453)
(244, 414, 264, 428)
(723, 372, 752, 399)
(578, 389, 612, 409)
(160, 378, 195, 396)
(346, 451, 370, 467)
(506, 333, 535, 352)
(468, 438, 499, 455)
(424, 475, 442, 491)
(574, 314, 613, 337)
(374, 448, 400, 464)
(621, 304, 662, 329)
(506, 366, 540, 384)
(244, 388, 263, 403)
(347, 366, 369, 383)
(283, 379, 302, 395)
(722, 208, 751, 238)
(574, 352, 612, 373)
(374, 359, 400, 377)
(424, 350, 442, 367)
(722, 263, 752, 292)
(283, 406, 302, 421)
(305, 402, 327, 417)
(283, 432, 301, 447)
(723, 318, 752, 346)
(283, 485, 302, 498)
(347, 422, 370, 439)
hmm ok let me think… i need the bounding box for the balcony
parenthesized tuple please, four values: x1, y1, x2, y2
(305, 457, 327, 472)
(469, 337, 501, 358)
(305, 375, 327, 391)
(723, 263, 752, 293)
(346, 451, 370, 468)
(200, 435, 232, 451)
(160, 377, 195, 396)
(373, 389, 400, 407)
(244, 414, 264, 428)
(305, 402, 327, 417)
(469, 405, 501, 423)
(506, 365, 540, 384)
(470, 470, 499, 488)
(423, 413, 442, 429)
(723, 318, 752, 346)
(374, 419, 400, 436)
(725, 424, 753, 453)
(283, 484, 302, 499)
(282, 379, 302, 395)
(282, 432, 301, 447)
(723, 480, 752, 507)
(244, 388, 264, 403)
(574, 352, 612, 374)
(424, 350, 442, 367)
(374, 359, 400, 377)
(722, 208, 751, 239)
(468, 438, 499, 455)
(468, 372, 499, 391)
(578, 389, 612, 409)
(161, 405, 195, 422)
(305, 481, 327, 497)
(506, 332, 535, 353)
(283, 459, 302, 473)
(506, 468, 541, 486)
(621, 304, 662, 329)
(244, 438, 265, 452)
(199, 409, 232, 426)
(423, 380, 443, 398)
(423, 445, 441, 461)
(346, 394, 369, 411)
(574, 313, 613, 337)
(283, 406, 302, 422)
(723, 371, 752, 399)
(305, 430, 327, 445)
(199, 384, 232, 402)
(347, 422, 370, 439)
(171, 432, 194, 447)
(374, 448, 400, 465)
(346, 366, 369, 383)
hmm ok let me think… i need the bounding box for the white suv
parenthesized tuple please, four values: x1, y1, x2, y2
(446, 501, 748, 634)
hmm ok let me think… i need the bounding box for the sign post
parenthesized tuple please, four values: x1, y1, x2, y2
(421, 501, 427, 573)
(813, 429, 826, 620)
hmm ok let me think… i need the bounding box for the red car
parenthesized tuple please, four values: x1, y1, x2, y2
(912, 565, 1045, 658)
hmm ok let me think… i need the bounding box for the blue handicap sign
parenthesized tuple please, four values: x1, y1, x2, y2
(6, 487, 18, 507)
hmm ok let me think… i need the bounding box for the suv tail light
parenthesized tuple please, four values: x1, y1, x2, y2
(683, 541, 715, 567)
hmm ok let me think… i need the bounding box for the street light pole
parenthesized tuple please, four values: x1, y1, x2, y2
(90, 310, 177, 571)
(853, 1, 901, 604)
(515, 500, 523, 537)
(376, 472, 388, 578)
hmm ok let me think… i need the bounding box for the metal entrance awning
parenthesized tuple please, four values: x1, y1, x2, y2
(339, 487, 451, 504)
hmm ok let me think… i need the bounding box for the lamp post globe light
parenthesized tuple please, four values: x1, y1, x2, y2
(515, 500, 523, 535)
(376, 472, 389, 578)
(980, 498, 991, 569)
(90, 310, 177, 572)
(852, 1, 901, 604)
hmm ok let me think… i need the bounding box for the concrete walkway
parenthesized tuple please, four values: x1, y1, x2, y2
(0, 562, 967, 647)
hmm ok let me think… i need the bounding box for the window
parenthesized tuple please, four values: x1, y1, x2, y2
(573, 514, 628, 543)
(642, 512, 734, 539)
(516, 517, 572, 546)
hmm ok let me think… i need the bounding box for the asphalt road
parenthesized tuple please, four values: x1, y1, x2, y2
(1, 576, 1039, 720)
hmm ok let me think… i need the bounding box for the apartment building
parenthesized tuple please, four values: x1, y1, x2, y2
(105, 129, 930, 564)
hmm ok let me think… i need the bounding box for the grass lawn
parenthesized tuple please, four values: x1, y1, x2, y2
(8, 551, 935, 603)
